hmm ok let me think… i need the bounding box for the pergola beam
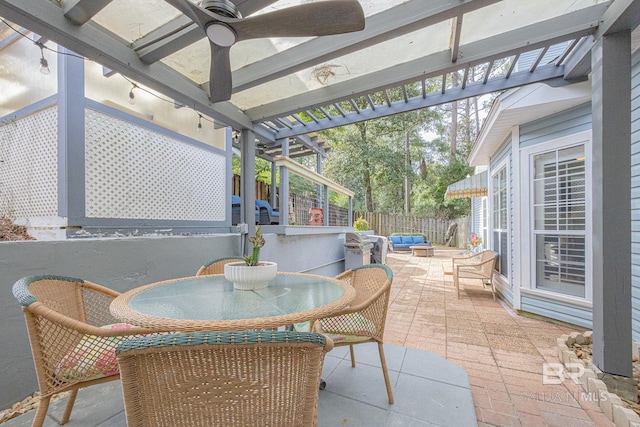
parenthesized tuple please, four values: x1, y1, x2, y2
(0, 0, 274, 141)
(232, 0, 501, 93)
(563, 0, 640, 82)
(63, 0, 113, 25)
(246, 4, 607, 124)
(261, 66, 568, 139)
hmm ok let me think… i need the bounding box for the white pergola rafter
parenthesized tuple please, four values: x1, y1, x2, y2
(0, 0, 631, 156)
(0, 0, 274, 140)
(246, 4, 609, 136)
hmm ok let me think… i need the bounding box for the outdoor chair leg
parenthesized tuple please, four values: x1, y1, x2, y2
(32, 395, 50, 427)
(349, 344, 356, 368)
(60, 389, 78, 424)
(377, 342, 394, 404)
(482, 279, 496, 301)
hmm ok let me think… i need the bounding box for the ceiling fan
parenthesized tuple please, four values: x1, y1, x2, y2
(165, 0, 365, 102)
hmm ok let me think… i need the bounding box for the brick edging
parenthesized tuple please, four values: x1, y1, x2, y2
(557, 331, 640, 426)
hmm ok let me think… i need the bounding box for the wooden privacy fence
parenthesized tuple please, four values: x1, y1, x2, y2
(231, 174, 470, 246)
(353, 212, 470, 248)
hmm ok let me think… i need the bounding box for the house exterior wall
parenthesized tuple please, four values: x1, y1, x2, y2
(631, 50, 640, 341)
(518, 104, 592, 328)
(519, 102, 592, 148)
(489, 136, 515, 305)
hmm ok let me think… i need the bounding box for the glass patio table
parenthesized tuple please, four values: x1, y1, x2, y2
(110, 272, 355, 332)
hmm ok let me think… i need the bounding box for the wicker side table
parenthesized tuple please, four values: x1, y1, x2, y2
(410, 245, 434, 257)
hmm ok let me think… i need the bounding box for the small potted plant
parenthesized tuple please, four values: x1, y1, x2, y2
(224, 226, 278, 290)
(469, 232, 483, 253)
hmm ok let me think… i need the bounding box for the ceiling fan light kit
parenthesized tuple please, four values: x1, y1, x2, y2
(206, 23, 236, 47)
(166, 0, 365, 102)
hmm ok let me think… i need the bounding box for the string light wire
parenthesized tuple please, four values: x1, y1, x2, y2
(0, 18, 216, 127)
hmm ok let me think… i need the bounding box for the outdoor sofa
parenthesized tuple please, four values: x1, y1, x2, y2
(388, 235, 429, 251)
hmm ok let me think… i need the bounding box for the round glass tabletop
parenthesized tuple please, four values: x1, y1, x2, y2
(110, 272, 355, 331)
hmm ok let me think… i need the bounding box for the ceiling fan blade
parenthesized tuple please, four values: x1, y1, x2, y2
(210, 42, 233, 102)
(233, 0, 280, 17)
(165, 0, 216, 29)
(232, 0, 365, 41)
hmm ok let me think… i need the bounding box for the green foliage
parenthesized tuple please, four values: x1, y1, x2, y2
(353, 217, 369, 231)
(244, 226, 265, 266)
(232, 156, 276, 185)
(234, 76, 497, 221)
(321, 104, 435, 214)
(412, 154, 472, 219)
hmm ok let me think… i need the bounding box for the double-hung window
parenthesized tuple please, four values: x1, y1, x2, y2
(532, 145, 586, 298)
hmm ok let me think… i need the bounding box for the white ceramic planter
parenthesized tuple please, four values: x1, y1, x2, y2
(223, 261, 278, 290)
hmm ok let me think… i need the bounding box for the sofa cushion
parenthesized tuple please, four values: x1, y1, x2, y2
(388, 236, 402, 245)
(400, 236, 414, 244)
(411, 235, 425, 244)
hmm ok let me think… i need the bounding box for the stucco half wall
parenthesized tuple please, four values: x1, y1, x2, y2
(0, 228, 350, 408)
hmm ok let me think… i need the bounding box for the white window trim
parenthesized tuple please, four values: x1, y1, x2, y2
(519, 129, 592, 304)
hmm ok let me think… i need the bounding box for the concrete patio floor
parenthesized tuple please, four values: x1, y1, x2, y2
(2, 247, 612, 426)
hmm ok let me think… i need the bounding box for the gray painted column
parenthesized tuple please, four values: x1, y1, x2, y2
(270, 163, 277, 219)
(315, 153, 323, 212)
(241, 129, 256, 254)
(57, 48, 85, 224)
(591, 30, 632, 377)
(225, 127, 234, 228)
(278, 139, 289, 225)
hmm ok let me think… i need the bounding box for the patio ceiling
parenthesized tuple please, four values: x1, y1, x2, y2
(1, 0, 639, 158)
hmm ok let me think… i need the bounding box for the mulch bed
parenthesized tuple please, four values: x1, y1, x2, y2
(0, 218, 33, 241)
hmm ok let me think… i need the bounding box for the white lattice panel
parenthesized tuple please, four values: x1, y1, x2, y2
(85, 109, 226, 221)
(0, 108, 58, 218)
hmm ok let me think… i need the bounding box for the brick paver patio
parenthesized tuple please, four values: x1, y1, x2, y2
(384, 247, 613, 426)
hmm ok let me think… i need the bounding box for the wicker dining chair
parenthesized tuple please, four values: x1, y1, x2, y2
(195, 256, 244, 276)
(311, 264, 395, 404)
(115, 330, 333, 427)
(12, 275, 152, 427)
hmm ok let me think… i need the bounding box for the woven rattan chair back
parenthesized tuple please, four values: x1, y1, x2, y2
(315, 264, 394, 404)
(12, 275, 151, 427)
(195, 256, 244, 276)
(116, 330, 333, 427)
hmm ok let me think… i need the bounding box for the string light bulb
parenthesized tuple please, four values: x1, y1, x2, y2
(197, 114, 203, 133)
(36, 43, 50, 75)
(128, 83, 137, 105)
